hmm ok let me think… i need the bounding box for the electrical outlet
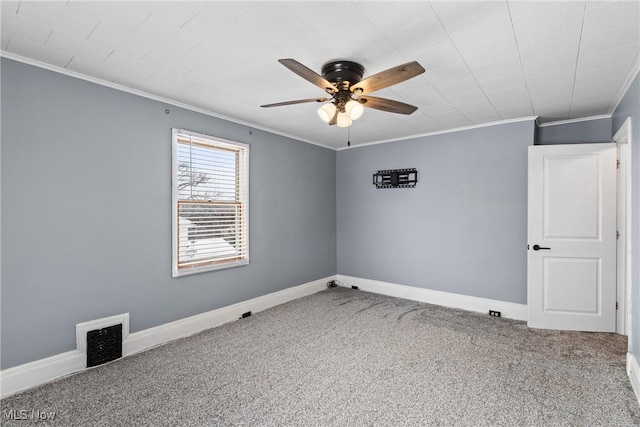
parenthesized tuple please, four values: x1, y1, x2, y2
(351, 286, 359, 290)
(489, 310, 501, 317)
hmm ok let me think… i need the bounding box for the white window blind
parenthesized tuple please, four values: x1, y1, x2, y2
(172, 129, 249, 277)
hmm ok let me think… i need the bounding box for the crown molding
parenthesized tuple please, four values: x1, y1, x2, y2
(537, 114, 613, 128)
(337, 116, 538, 151)
(0, 51, 336, 151)
(7, 49, 636, 153)
(609, 53, 640, 115)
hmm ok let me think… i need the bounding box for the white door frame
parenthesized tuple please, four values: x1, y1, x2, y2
(613, 117, 632, 338)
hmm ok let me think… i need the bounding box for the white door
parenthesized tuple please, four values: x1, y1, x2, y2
(528, 143, 617, 332)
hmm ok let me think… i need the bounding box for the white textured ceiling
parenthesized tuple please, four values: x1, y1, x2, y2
(1, 1, 639, 149)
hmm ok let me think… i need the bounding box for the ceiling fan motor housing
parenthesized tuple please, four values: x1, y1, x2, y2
(322, 61, 365, 86)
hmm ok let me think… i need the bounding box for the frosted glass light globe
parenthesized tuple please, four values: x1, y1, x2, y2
(336, 112, 353, 128)
(345, 100, 364, 120)
(317, 103, 336, 123)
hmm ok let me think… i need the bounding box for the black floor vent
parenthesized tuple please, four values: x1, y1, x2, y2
(87, 324, 122, 367)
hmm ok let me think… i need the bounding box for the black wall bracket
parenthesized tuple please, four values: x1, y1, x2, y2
(373, 168, 418, 189)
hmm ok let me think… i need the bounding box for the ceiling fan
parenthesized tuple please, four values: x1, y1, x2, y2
(261, 59, 426, 128)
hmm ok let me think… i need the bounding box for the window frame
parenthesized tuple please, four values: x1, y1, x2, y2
(171, 128, 249, 277)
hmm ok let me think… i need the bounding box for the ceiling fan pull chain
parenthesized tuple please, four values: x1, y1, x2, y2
(347, 126, 351, 148)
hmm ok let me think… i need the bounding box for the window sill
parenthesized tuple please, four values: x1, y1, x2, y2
(172, 259, 249, 278)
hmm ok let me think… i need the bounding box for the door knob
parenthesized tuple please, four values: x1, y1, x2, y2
(532, 244, 550, 251)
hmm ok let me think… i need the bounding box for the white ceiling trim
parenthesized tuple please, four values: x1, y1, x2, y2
(0, 51, 336, 151)
(1, 51, 540, 152)
(335, 116, 538, 151)
(607, 54, 640, 115)
(3, 46, 637, 151)
(537, 113, 612, 128)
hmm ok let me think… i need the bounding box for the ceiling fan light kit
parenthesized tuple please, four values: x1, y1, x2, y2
(336, 112, 353, 128)
(345, 100, 364, 120)
(317, 102, 337, 123)
(261, 58, 425, 130)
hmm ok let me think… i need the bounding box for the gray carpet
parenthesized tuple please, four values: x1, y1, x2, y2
(2, 287, 639, 426)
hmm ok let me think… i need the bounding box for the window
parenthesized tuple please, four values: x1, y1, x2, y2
(172, 129, 249, 277)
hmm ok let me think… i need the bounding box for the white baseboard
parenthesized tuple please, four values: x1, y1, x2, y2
(0, 351, 85, 400)
(123, 276, 331, 356)
(627, 352, 640, 405)
(0, 276, 333, 399)
(337, 274, 528, 321)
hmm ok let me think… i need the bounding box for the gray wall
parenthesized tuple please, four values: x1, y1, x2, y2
(337, 120, 535, 304)
(612, 74, 640, 358)
(536, 117, 612, 145)
(0, 58, 337, 369)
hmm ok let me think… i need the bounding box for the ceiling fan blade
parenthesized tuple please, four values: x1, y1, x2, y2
(260, 97, 329, 108)
(359, 96, 418, 115)
(278, 59, 337, 94)
(351, 61, 425, 95)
